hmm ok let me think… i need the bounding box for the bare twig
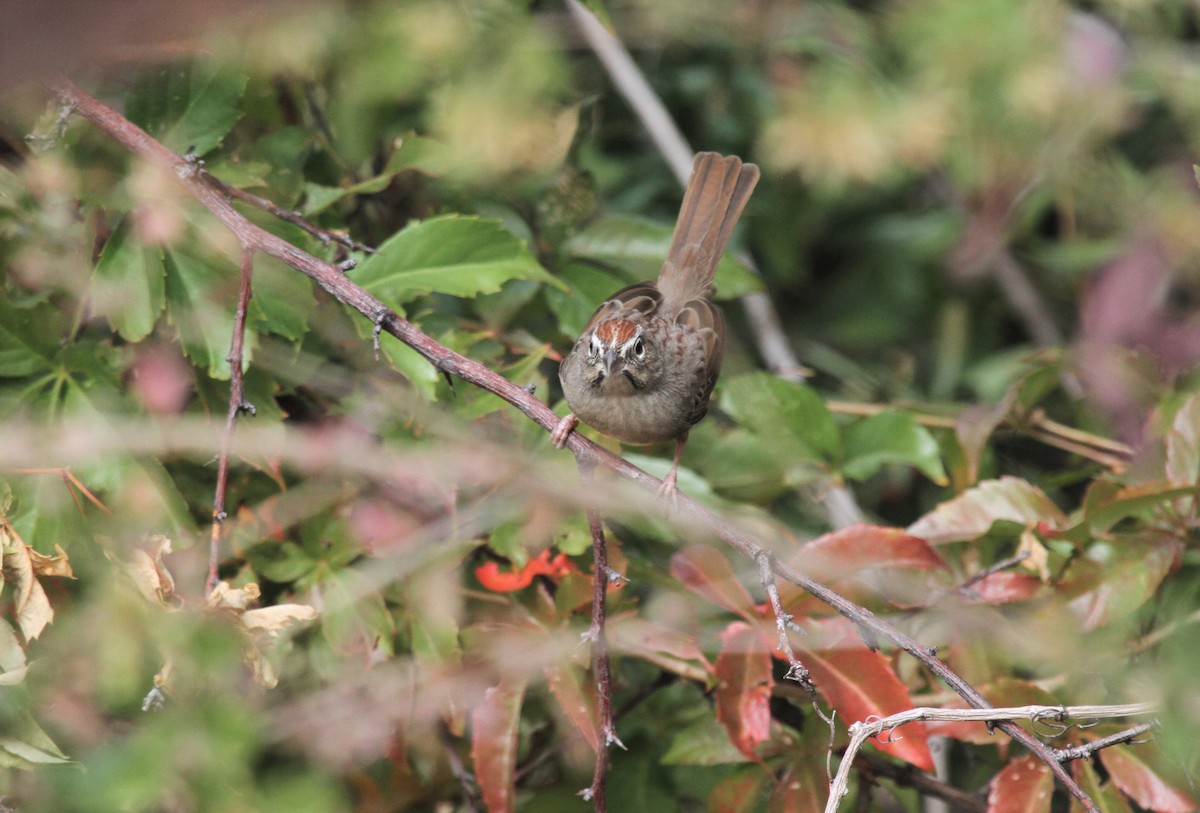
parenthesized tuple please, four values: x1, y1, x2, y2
(755, 550, 815, 693)
(824, 703, 1157, 813)
(49, 77, 1103, 813)
(1051, 722, 1155, 763)
(212, 175, 376, 255)
(207, 245, 256, 596)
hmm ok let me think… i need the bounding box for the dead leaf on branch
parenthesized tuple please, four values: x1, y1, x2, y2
(1, 526, 73, 642)
(125, 534, 176, 605)
(206, 580, 318, 688)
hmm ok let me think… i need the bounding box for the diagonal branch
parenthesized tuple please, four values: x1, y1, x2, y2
(49, 77, 1101, 813)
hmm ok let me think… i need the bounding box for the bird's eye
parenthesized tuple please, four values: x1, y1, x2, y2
(633, 337, 645, 358)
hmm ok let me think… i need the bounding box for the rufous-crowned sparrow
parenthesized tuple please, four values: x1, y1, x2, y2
(552, 152, 760, 498)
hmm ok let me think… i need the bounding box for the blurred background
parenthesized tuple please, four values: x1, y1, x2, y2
(1, 1, 1199, 811)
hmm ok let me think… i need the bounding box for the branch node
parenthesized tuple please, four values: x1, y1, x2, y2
(238, 400, 257, 417)
(178, 146, 205, 178)
(372, 311, 390, 359)
(337, 258, 357, 273)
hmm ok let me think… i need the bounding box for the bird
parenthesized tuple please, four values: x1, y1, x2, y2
(552, 152, 760, 500)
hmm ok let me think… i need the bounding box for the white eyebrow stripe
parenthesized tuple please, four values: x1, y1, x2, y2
(617, 324, 644, 354)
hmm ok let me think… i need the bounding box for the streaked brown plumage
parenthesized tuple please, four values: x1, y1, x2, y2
(553, 152, 760, 497)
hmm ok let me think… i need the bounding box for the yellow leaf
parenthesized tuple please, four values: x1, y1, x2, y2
(241, 603, 318, 635)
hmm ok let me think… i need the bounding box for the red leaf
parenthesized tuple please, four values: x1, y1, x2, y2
(907, 477, 1067, 544)
(543, 664, 600, 754)
(786, 524, 950, 581)
(672, 544, 757, 620)
(988, 756, 1053, 813)
(471, 681, 526, 813)
(768, 757, 825, 813)
(802, 646, 934, 770)
(967, 572, 1042, 604)
(714, 622, 774, 760)
(1100, 746, 1197, 813)
(780, 524, 951, 612)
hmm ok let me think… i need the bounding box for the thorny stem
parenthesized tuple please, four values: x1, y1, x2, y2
(755, 550, 815, 694)
(580, 463, 617, 813)
(207, 245, 256, 596)
(50, 78, 1104, 813)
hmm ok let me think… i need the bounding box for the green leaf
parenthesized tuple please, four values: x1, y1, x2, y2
(248, 254, 314, 342)
(718, 372, 840, 470)
(248, 541, 318, 584)
(661, 712, 749, 766)
(125, 62, 248, 156)
(93, 219, 166, 342)
(0, 709, 70, 768)
(164, 249, 241, 380)
(842, 410, 947, 485)
(0, 299, 60, 377)
(566, 214, 762, 299)
(354, 215, 564, 309)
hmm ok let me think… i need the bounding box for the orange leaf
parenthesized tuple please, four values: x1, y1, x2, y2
(471, 681, 526, 813)
(803, 646, 934, 771)
(714, 622, 774, 760)
(474, 550, 577, 593)
(988, 756, 1053, 813)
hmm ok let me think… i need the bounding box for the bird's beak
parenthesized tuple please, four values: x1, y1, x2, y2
(601, 346, 618, 377)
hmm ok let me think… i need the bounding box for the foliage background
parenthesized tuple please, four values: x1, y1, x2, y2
(1, 0, 1200, 811)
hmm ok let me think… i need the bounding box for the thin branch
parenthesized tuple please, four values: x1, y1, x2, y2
(210, 174, 376, 255)
(49, 77, 1102, 813)
(827, 399, 1131, 471)
(207, 245, 256, 596)
(755, 550, 815, 693)
(957, 552, 1029, 593)
(1051, 722, 1155, 763)
(991, 249, 1063, 348)
(580, 462, 620, 812)
(12, 467, 112, 515)
(824, 703, 1157, 813)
